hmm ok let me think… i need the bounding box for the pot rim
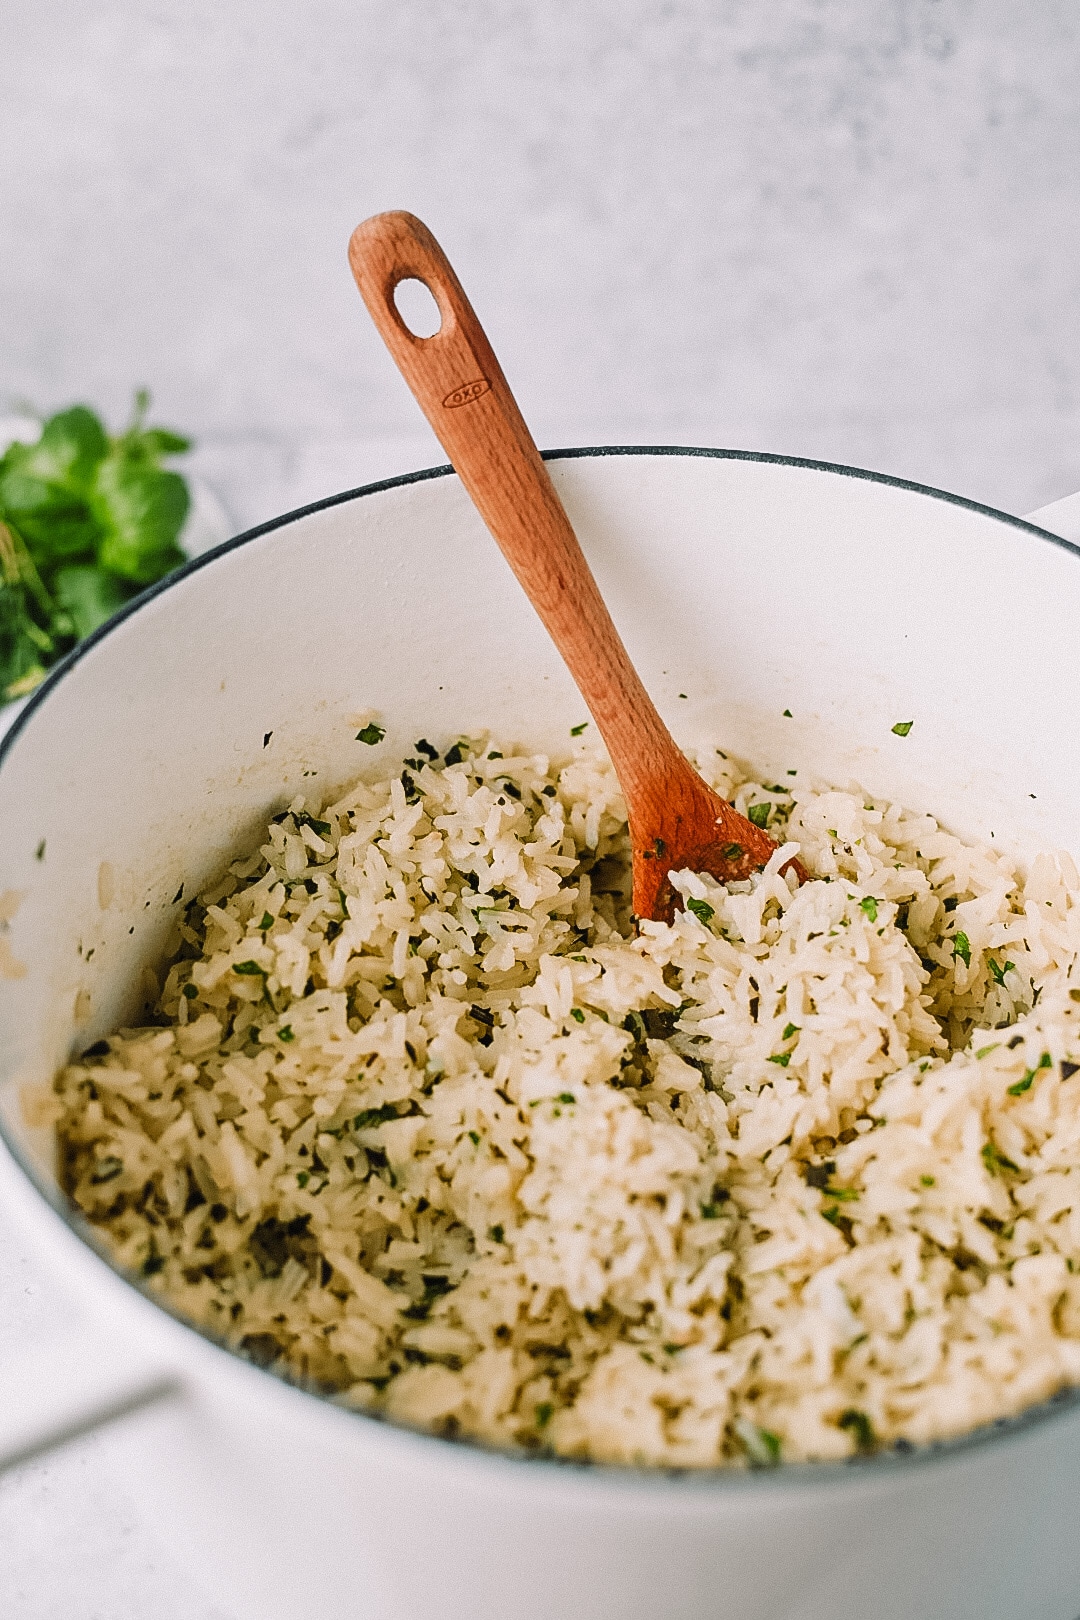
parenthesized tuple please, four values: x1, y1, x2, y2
(4, 442, 1080, 1495)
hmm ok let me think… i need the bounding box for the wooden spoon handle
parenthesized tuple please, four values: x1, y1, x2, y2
(347, 210, 690, 808)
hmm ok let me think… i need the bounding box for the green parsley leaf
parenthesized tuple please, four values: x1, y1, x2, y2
(297, 1171, 310, 1188)
(51, 564, 128, 638)
(278, 1025, 294, 1042)
(569, 1008, 585, 1023)
(93, 454, 187, 583)
(975, 1043, 998, 1059)
(920, 1174, 935, 1187)
(782, 708, 792, 718)
(891, 720, 914, 737)
(952, 931, 971, 968)
(782, 1022, 799, 1040)
(232, 959, 266, 976)
(686, 896, 714, 924)
(570, 722, 588, 736)
(355, 723, 385, 745)
(468, 1129, 480, 1145)
(0, 397, 195, 711)
(535, 1401, 554, 1430)
(556, 1092, 576, 1105)
(859, 896, 879, 922)
(747, 801, 771, 829)
(259, 911, 274, 931)
(767, 1053, 791, 1067)
(988, 958, 1016, 986)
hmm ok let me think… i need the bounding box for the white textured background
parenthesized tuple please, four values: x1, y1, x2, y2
(2, 0, 1080, 527)
(2, 3, 1080, 1616)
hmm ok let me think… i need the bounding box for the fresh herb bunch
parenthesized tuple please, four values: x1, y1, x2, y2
(0, 391, 191, 704)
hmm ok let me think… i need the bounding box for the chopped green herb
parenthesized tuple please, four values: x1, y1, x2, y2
(278, 1025, 294, 1042)
(297, 1171, 310, 1188)
(700, 1201, 725, 1219)
(570, 722, 588, 737)
(414, 738, 439, 760)
(982, 1139, 1019, 1176)
(975, 1043, 998, 1059)
(259, 911, 274, 931)
(468, 1130, 480, 1145)
(891, 720, 914, 737)
(535, 1401, 555, 1430)
(443, 741, 466, 766)
(182, 982, 199, 1000)
(859, 896, 879, 922)
(783, 708, 792, 718)
(748, 801, 771, 829)
(920, 1174, 936, 1187)
(556, 1092, 576, 1105)
(569, 1007, 585, 1023)
(721, 842, 743, 862)
(767, 1053, 791, 1067)
(355, 723, 385, 745)
(354, 1104, 399, 1129)
(952, 932, 971, 968)
(489, 1224, 505, 1243)
(686, 897, 715, 925)
(821, 1204, 853, 1235)
(34, 838, 45, 861)
(1008, 1053, 1051, 1096)
(838, 1408, 876, 1453)
(782, 1022, 799, 1040)
(232, 959, 265, 977)
(824, 1185, 859, 1202)
(988, 958, 1015, 986)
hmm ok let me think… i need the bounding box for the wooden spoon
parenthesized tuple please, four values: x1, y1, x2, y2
(348, 211, 805, 921)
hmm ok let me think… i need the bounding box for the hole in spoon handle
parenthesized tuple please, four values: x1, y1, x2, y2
(348, 211, 511, 448)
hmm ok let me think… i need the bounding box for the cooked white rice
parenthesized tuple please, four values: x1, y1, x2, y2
(46, 734, 1080, 1467)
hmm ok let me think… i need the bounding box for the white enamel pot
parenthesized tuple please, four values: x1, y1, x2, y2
(3, 449, 1080, 1620)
